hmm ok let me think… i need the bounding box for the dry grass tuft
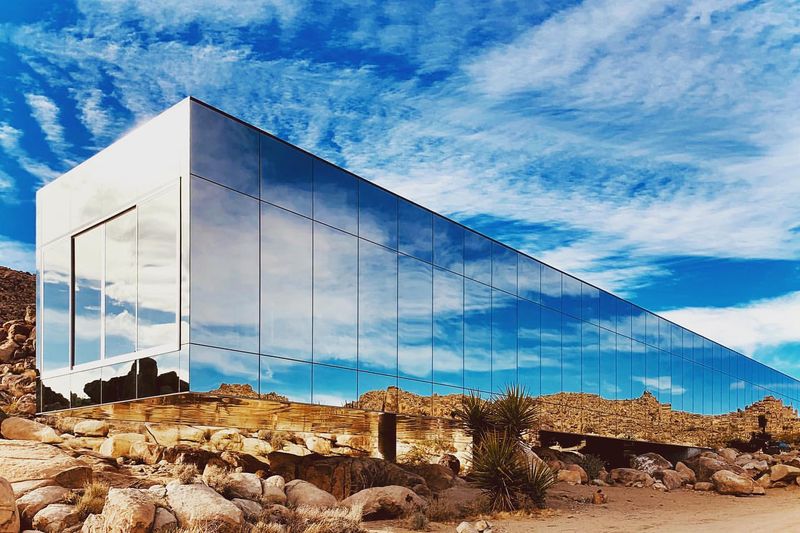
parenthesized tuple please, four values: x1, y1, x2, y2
(405, 511, 429, 531)
(64, 480, 109, 519)
(173, 463, 199, 484)
(250, 504, 365, 533)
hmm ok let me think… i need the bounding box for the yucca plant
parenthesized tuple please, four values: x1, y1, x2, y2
(454, 391, 496, 448)
(469, 431, 525, 512)
(492, 384, 538, 441)
(521, 459, 555, 509)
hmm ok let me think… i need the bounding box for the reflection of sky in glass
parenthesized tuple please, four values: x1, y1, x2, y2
(261, 356, 312, 403)
(313, 364, 357, 407)
(313, 161, 357, 234)
(464, 231, 491, 284)
(42, 238, 71, 371)
(518, 256, 541, 303)
(359, 240, 397, 374)
(518, 299, 540, 395)
(399, 199, 433, 263)
(616, 334, 632, 400)
(562, 315, 581, 393)
(433, 268, 463, 386)
(492, 289, 517, 391)
(74, 226, 103, 365)
(540, 264, 561, 311)
(464, 279, 491, 392)
(581, 283, 599, 325)
(189, 345, 259, 394)
(433, 216, 463, 274)
(105, 211, 136, 357)
(562, 275, 581, 319)
(399, 255, 433, 379)
(582, 322, 599, 395)
(261, 134, 312, 217)
(359, 181, 397, 249)
(540, 306, 561, 395)
(492, 244, 517, 295)
(261, 204, 312, 361)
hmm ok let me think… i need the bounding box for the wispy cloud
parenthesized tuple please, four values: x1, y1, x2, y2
(0, 123, 61, 184)
(0, 236, 35, 273)
(24, 93, 69, 156)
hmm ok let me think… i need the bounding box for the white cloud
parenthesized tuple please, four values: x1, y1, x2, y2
(660, 291, 800, 357)
(0, 236, 35, 273)
(0, 122, 62, 184)
(24, 93, 69, 156)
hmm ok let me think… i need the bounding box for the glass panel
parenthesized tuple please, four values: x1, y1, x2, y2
(540, 265, 561, 312)
(138, 351, 182, 398)
(358, 372, 398, 413)
(645, 344, 659, 397)
(313, 160, 357, 234)
(645, 312, 658, 347)
(313, 223, 358, 367)
(433, 215, 463, 274)
(670, 354, 683, 411)
(582, 322, 600, 396)
(693, 360, 704, 414)
(191, 179, 259, 352)
(71, 368, 102, 407)
(659, 349, 671, 405)
(104, 211, 137, 357)
(518, 300, 540, 396)
(42, 238, 71, 372)
(101, 360, 137, 403)
(599, 328, 616, 399)
(518, 256, 541, 303)
(260, 134, 312, 216)
(261, 356, 312, 403)
(359, 181, 397, 249)
(41, 376, 70, 411)
(540, 306, 561, 396)
(189, 345, 259, 397)
(463, 230, 491, 284)
(631, 340, 646, 398)
(398, 378, 432, 417)
(658, 317, 670, 351)
(138, 184, 179, 350)
(562, 275, 581, 319)
(562, 315, 581, 393)
(359, 240, 398, 374)
(704, 366, 714, 414)
(631, 306, 646, 343)
(313, 365, 357, 407)
(491, 289, 517, 392)
(261, 204, 312, 361)
(398, 255, 433, 380)
(491, 244, 517, 294)
(598, 290, 616, 332)
(616, 334, 632, 400)
(433, 268, 463, 387)
(616, 298, 632, 338)
(670, 324, 682, 358)
(464, 278, 491, 392)
(73, 225, 103, 365)
(683, 354, 695, 413)
(433, 384, 463, 418)
(581, 283, 599, 325)
(191, 102, 259, 197)
(398, 199, 433, 262)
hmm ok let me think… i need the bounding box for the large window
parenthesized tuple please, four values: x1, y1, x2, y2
(69, 184, 179, 368)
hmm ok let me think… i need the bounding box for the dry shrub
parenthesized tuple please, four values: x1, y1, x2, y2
(65, 480, 109, 519)
(425, 498, 460, 522)
(405, 511, 429, 531)
(173, 463, 199, 484)
(251, 504, 365, 533)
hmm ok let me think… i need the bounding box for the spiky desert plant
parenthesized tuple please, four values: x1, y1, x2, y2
(521, 459, 555, 509)
(492, 384, 538, 441)
(454, 391, 495, 448)
(469, 431, 525, 512)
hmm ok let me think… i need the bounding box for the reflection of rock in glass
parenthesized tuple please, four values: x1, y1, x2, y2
(137, 356, 186, 398)
(40, 384, 69, 411)
(208, 382, 259, 398)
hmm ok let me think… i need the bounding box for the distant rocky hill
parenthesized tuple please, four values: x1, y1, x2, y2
(0, 266, 35, 324)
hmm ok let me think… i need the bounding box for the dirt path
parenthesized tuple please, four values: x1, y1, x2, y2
(370, 483, 800, 533)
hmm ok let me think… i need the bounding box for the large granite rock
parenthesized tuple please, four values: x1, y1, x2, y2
(711, 470, 754, 496)
(0, 417, 62, 443)
(32, 504, 81, 532)
(145, 423, 206, 446)
(0, 477, 20, 533)
(659, 469, 683, 491)
(687, 455, 747, 482)
(152, 507, 178, 533)
(630, 452, 672, 476)
(675, 462, 696, 485)
(284, 479, 337, 508)
(101, 488, 156, 533)
(718, 448, 739, 463)
(73, 420, 109, 438)
(610, 468, 654, 487)
(99, 433, 146, 458)
(15, 485, 70, 527)
(166, 483, 243, 533)
(341, 485, 428, 520)
(770, 464, 800, 483)
(404, 463, 458, 492)
(0, 440, 92, 488)
(557, 469, 583, 485)
(269, 452, 430, 499)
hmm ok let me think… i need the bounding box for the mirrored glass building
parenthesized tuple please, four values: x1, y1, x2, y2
(36, 98, 800, 446)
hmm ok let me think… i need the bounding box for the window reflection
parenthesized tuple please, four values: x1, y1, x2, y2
(191, 102, 259, 196)
(464, 231, 491, 284)
(42, 239, 71, 372)
(616, 298, 632, 338)
(598, 290, 616, 331)
(398, 199, 433, 262)
(433, 268, 463, 386)
(540, 265, 561, 312)
(104, 211, 137, 357)
(540, 306, 561, 396)
(358, 372, 398, 413)
(518, 299, 540, 396)
(518, 256, 541, 303)
(631, 340, 646, 398)
(599, 330, 615, 399)
(491, 244, 517, 295)
(41, 376, 70, 412)
(138, 184, 179, 350)
(359, 240, 398, 374)
(74, 226, 103, 365)
(138, 352, 184, 398)
(102, 360, 137, 403)
(398, 255, 433, 380)
(261, 134, 312, 217)
(71, 368, 102, 407)
(261, 204, 312, 361)
(189, 345, 259, 397)
(562, 275, 581, 319)
(313, 223, 358, 367)
(616, 334, 632, 400)
(492, 289, 517, 392)
(261, 356, 312, 403)
(359, 181, 397, 249)
(562, 315, 581, 393)
(313, 160, 357, 234)
(191, 179, 259, 352)
(464, 279, 491, 393)
(313, 364, 357, 407)
(582, 322, 600, 396)
(433, 216, 463, 274)
(399, 378, 432, 417)
(581, 283, 599, 325)
(670, 354, 683, 411)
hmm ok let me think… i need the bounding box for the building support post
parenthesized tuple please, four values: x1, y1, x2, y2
(378, 413, 397, 462)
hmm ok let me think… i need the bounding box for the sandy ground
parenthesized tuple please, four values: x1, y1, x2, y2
(369, 482, 800, 533)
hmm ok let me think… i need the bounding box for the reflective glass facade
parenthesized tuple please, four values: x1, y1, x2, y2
(36, 99, 800, 443)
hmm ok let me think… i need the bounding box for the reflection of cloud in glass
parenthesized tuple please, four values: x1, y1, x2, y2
(359, 240, 397, 372)
(633, 375, 686, 395)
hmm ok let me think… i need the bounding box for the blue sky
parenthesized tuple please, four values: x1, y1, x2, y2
(0, 0, 798, 377)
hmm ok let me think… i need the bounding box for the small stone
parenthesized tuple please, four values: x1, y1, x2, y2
(263, 475, 285, 490)
(261, 485, 287, 505)
(770, 464, 800, 483)
(694, 482, 714, 491)
(456, 521, 479, 533)
(557, 469, 583, 485)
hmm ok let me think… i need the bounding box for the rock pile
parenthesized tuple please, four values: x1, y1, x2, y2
(0, 304, 37, 418)
(0, 267, 35, 326)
